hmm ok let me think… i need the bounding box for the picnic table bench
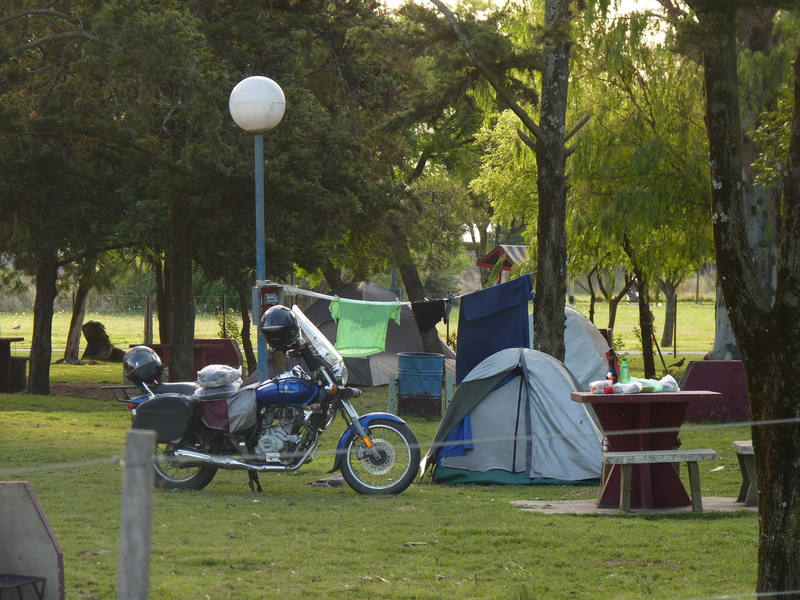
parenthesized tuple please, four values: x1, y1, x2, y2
(0, 574, 46, 599)
(732, 440, 757, 507)
(602, 449, 719, 513)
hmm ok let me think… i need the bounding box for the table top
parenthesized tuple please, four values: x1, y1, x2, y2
(571, 390, 721, 404)
(0, 337, 24, 343)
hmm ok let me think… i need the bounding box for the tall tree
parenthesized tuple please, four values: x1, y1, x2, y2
(428, 0, 589, 362)
(0, 2, 133, 392)
(678, 1, 800, 595)
(652, 0, 794, 360)
(575, 10, 712, 372)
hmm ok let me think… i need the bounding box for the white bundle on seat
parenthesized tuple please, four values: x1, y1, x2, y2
(194, 364, 243, 399)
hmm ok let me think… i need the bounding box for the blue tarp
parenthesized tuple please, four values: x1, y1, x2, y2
(455, 274, 532, 384)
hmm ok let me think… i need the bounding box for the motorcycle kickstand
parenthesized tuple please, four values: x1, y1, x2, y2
(248, 471, 263, 493)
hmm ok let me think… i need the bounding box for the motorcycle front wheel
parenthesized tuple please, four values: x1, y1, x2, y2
(340, 419, 420, 495)
(153, 429, 217, 491)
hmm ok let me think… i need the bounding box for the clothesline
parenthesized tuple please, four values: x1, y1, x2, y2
(281, 284, 458, 352)
(283, 276, 534, 384)
(282, 284, 466, 305)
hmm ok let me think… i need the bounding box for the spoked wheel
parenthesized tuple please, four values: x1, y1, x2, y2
(340, 419, 420, 495)
(153, 429, 217, 491)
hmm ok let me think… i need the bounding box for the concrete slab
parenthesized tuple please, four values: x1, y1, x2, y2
(510, 496, 757, 515)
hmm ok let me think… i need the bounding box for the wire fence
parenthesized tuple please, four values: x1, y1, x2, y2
(2, 406, 798, 599)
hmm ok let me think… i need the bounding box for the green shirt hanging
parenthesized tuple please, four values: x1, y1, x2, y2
(329, 297, 403, 357)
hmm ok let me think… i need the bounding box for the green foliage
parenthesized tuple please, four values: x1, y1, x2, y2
(470, 109, 537, 237)
(748, 11, 800, 188)
(217, 308, 242, 344)
(568, 11, 713, 297)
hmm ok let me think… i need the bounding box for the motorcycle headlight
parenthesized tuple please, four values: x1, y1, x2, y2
(332, 363, 348, 386)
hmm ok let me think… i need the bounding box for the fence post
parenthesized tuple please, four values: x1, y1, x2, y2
(222, 295, 227, 336)
(118, 429, 156, 600)
(144, 295, 153, 345)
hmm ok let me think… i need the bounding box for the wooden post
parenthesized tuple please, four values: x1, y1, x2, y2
(388, 374, 397, 414)
(445, 373, 454, 409)
(118, 429, 156, 600)
(144, 295, 153, 345)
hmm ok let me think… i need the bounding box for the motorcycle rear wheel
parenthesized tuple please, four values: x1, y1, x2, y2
(340, 419, 420, 495)
(154, 429, 217, 490)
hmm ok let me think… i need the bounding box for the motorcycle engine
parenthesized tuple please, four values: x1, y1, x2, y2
(255, 406, 305, 456)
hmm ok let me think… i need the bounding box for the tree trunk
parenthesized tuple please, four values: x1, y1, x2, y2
(604, 263, 634, 336)
(709, 282, 740, 359)
(237, 282, 256, 376)
(322, 258, 344, 291)
(748, 43, 800, 597)
(606, 283, 632, 335)
(153, 254, 170, 344)
(166, 194, 196, 382)
(749, 41, 800, 599)
(390, 230, 442, 354)
(28, 256, 58, 395)
(659, 279, 678, 348)
(692, 4, 800, 594)
(707, 6, 780, 361)
(739, 7, 780, 309)
(587, 267, 598, 323)
(634, 269, 656, 379)
(64, 281, 91, 360)
(531, 0, 572, 363)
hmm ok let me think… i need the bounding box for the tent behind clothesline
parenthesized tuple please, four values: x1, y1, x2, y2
(422, 347, 602, 485)
(529, 305, 611, 392)
(303, 281, 456, 387)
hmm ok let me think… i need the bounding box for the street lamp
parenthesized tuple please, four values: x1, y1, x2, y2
(229, 76, 285, 380)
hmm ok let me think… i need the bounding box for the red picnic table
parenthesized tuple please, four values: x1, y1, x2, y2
(571, 390, 721, 510)
(0, 337, 24, 392)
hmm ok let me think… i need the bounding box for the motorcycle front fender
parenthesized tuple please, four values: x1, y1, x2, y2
(328, 412, 408, 474)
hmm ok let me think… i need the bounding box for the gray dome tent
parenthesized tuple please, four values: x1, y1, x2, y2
(422, 348, 602, 485)
(304, 282, 456, 387)
(529, 305, 612, 392)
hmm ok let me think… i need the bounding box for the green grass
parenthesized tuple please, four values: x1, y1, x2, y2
(2, 301, 755, 599)
(1, 310, 220, 354)
(1, 388, 757, 600)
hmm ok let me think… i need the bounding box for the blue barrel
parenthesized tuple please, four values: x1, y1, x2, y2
(397, 352, 444, 416)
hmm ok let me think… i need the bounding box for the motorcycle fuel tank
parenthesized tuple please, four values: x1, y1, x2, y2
(256, 377, 319, 408)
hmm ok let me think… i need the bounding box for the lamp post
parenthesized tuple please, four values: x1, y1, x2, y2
(229, 76, 285, 380)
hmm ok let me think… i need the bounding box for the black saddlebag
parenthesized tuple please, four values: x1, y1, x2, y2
(133, 394, 199, 444)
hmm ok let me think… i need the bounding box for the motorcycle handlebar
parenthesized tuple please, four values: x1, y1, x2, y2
(340, 387, 362, 399)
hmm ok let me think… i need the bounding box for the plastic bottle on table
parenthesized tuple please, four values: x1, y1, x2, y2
(619, 357, 630, 384)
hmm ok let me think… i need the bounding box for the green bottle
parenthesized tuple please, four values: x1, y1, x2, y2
(619, 357, 630, 384)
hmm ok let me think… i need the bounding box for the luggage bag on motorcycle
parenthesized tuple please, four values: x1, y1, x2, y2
(133, 394, 199, 444)
(199, 386, 257, 434)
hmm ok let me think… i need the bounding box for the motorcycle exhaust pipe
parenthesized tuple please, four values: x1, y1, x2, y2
(171, 448, 313, 472)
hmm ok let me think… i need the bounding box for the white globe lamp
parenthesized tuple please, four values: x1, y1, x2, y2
(229, 76, 285, 133)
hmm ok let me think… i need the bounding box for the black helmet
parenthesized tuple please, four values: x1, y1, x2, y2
(261, 305, 300, 351)
(123, 346, 165, 386)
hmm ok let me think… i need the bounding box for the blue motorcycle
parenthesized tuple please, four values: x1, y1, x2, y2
(113, 305, 420, 495)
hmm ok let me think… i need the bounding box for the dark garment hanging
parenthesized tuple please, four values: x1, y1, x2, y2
(411, 299, 447, 334)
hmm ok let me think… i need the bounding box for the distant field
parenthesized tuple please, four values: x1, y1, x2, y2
(2, 297, 714, 353)
(1, 311, 221, 355)
(2, 295, 716, 384)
